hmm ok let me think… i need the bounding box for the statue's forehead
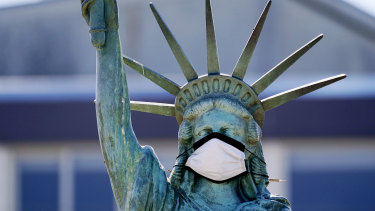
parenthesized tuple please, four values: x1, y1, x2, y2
(183, 97, 253, 123)
(193, 108, 247, 129)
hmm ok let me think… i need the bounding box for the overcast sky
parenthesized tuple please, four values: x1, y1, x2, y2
(0, 0, 41, 8)
(343, 0, 375, 17)
(0, 0, 375, 17)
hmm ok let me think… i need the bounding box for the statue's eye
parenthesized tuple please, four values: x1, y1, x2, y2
(220, 127, 229, 134)
(197, 128, 212, 137)
(221, 127, 241, 138)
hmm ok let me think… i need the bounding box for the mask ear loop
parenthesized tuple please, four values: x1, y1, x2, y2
(244, 148, 267, 165)
(244, 150, 284, 183)
(170, 144, 193, 188)
(173, 147, 192, 170)
(176, 145, 194, 159)
(244, 148, 269, 182)
(172, 145, 193, 181)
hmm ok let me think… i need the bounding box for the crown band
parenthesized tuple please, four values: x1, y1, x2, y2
(175, 74, 264, 126)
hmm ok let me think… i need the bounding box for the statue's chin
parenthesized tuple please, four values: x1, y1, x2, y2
(235, 196, 291, 211)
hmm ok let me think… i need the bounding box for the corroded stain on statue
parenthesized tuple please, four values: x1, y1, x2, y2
(81, 0, 345, 210)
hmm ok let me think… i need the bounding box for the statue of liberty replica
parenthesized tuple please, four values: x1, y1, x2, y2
(81, 0, 345, 210)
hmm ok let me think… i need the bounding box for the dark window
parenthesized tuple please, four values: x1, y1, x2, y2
(291, 169, 375, 211)
(74, 171, 114, 211)
(19, 163, 58, 211)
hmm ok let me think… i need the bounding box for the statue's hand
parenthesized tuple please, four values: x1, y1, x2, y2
(81, 0, 119, 48)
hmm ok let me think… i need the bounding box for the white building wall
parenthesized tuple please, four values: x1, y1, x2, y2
(0, 146, 16, 211)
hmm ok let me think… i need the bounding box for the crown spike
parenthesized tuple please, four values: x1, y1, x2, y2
(252, 34, 323, 94)
(123, 55, 180, 96)
(150, 3, 198, 81)
(206, 0, 220, 75)
(232, 0, 272, 80)
(130, 101, 176, 116)
(261, 74, 346, 111)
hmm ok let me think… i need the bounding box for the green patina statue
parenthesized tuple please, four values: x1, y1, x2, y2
(81, 0, 345, 210)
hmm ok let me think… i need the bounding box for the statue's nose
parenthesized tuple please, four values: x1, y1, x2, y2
(212, 126, 225, 135)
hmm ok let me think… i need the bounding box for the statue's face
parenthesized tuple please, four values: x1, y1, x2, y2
(192, 108, 247, 145)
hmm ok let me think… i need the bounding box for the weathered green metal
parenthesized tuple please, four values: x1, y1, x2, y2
(252, 34, 323, 94)
(123, 55, 181, 96)
(82, 0, 141, 208)
(231, 0, 272, 80)
(150, 3, 198, 82)
(81, 0, 345, 210)
(206, 0, 220, 75)
(261, 74, 346, 111)
(130, 101, 176, 116)
(173, 74, 265, 127)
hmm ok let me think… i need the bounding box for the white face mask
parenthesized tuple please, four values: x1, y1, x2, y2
(182, 133, 248, 182)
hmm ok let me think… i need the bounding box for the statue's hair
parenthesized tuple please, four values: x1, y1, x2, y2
(170, 97, 263, 188)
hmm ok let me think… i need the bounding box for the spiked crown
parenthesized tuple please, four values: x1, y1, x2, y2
(123, 0, 345, 127)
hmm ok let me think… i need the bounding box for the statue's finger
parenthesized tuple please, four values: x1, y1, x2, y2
(89, 0, 106, 48)
(90, 31, 106, 48)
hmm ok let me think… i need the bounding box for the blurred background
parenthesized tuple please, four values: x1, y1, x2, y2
(0, 0, 374, 210)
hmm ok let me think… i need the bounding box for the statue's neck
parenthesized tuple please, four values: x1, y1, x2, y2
(185, 174, 244, 209)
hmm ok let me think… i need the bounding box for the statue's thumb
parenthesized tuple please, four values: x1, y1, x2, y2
(81, 0, 106, 49)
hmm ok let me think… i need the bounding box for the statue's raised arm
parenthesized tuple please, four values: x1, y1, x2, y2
(81, 0, 146, 208)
